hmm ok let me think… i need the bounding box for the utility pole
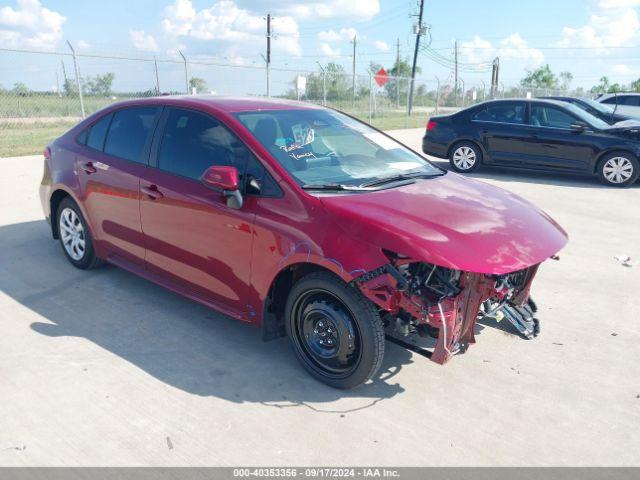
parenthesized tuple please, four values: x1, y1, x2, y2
(61, 60, 68, 94)
(408, 0, 425, 115)
(490, 57, 500, 98)
(266, 13, 272, 98)
(454, 40, 459, 106)
(179, 50, 189, 94)
(351, 34, 357, 107)
(153, 56, 160, 95)
(396, 37, 400, 108)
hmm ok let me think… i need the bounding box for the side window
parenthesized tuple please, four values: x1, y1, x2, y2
(242, 155, 282, 197)
(601, 97, 617, 105)
(86, 113, 113, 151)
(472, 103, 525, 124)
(619, 95, 640, 106)
(531, 105, 575, 128)
(158, 108, 250, 181)
(104, 107, 159, 163)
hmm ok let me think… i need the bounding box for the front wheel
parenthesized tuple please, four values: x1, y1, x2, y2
(449, 141, 481, 173)
(285, 272, 385, 389)
(597, 152, 639, 187)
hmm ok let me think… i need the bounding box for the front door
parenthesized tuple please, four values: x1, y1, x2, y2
(525, 103, 596, 171)
(139, 107, 256, 318)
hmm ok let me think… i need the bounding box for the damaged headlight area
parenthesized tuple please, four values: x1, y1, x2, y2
(352, 254, 541, 364)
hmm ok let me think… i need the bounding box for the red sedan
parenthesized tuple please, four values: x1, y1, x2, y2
(39, 96, 567, 388)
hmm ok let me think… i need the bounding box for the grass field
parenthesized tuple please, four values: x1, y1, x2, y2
(0, 121, 76, 157)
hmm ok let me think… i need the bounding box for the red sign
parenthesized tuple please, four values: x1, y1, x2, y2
(374, 68, 389, 87)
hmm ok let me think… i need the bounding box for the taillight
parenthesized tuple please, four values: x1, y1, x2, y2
(43, 147, 51, 160)
(426, 120, 437, 132)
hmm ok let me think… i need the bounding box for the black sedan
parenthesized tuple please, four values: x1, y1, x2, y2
(422, 98, 640, 187)
(542, 96, 633, 124)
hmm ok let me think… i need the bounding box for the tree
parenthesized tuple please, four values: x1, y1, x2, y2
(12, 82, 30, 96)
(84, 73, 115, 96)
(590, 76, 610, 95)
(559, 71, 573, 91)
(386, 57, 417, 105)
(520, 64, 557, 89)
(189, 77, 208, 93)
(630, 78, 640, 92)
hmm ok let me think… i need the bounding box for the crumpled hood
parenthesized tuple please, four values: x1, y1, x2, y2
(320, 172, 568, 275)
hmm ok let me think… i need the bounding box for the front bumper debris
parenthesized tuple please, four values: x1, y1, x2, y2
(352, 258, 541, 364)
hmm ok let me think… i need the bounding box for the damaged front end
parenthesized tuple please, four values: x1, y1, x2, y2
(353, 252, 542, 364)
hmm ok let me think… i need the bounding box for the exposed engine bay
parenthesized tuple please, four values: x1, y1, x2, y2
(353, 251, 542, 364)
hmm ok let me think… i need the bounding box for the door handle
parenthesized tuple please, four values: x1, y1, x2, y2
(80, 162, 97, 174)
(141, 185, 164, 200)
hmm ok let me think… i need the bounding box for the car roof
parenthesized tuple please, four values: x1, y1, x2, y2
(475, 98, 571, 108)
(97, 95, 323, 113)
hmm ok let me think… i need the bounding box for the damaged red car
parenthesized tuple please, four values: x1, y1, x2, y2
(39, 97, 568, 388)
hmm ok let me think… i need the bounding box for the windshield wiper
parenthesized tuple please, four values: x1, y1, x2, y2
(301, 183, 364, 191)
(359, 171, 444, 188)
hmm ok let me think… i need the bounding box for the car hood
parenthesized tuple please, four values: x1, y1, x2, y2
(606, 119, 640, 131)
(320, 173, 568, 275)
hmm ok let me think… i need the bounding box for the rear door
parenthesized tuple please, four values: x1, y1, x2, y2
(471, 101, 532, 165)
(525, 103, 596, 171)
(76, 106, 160, 265)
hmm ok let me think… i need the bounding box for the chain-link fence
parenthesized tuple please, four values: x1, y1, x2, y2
(1, 47, 575, 157)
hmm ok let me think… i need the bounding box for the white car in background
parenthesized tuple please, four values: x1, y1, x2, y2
(597, 93, 640, 117)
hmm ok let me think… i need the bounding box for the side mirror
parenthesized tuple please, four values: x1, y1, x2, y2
(570, 121, 587, 133)
(201, 166, 243, 209)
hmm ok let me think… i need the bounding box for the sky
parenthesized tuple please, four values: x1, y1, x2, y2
(1, 0, 640, 94)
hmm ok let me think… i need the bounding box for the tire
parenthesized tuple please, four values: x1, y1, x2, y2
(449, 141, 482, 173)
(56, 197, 104, 269)
(284, 272, 385, 389)
(597, 152, 639, 187)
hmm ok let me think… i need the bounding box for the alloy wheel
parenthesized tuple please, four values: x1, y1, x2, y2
(452, 146, 477, 170)
(603, 157, 634, 184)
(59, 207, 86, 261)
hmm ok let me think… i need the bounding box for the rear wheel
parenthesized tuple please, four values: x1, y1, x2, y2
(597, 152, 639, 187)
(285, 272, 385, 389)
(56, 197, 104, 269)
(449, 141, 481, 173)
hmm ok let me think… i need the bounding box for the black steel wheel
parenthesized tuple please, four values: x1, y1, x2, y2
(285, 272, 384, 389)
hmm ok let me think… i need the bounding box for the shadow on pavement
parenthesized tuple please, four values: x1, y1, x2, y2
(1, 220, 415, 411)
(429, 159, 640, 190)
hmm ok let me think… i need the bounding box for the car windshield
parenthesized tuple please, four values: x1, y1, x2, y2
(561, 102, 610, 130)
(234, 109, 443, 190)
(582, 98, 614, 114)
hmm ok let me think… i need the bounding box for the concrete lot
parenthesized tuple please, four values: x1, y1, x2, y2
(1, 128, 639, 466)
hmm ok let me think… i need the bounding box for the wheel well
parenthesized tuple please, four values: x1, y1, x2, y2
(447, 140, 484, 162)
(261, 263, 337, 341)
(594, 149, 639, 174)
(49, 190, 70, 239)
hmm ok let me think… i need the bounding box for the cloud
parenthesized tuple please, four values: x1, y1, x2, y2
(77, 39, 91, 50)
(0, 0, 65, 50)
(317, 27, 357, 43)
(318, 43, 341, 57)
(373, 40, 390, 52)
(460, 34, 544, 67)
(130, 29, 159, 52)
(161, 0, 301, 56)
(556, 0, 640, 52)
(612, 63, 631, 74)
(286, 0, 380, 21)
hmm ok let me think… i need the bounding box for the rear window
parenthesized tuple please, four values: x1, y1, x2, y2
(86, 113, 113, 151)
(104, 107, 159, 163)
